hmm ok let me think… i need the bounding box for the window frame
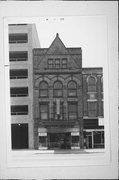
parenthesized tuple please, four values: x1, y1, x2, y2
(55, 58, 60, 69)
(53, 81, 63, 97)
(88, 101, 98, 117)
(9, 51, 28, 61)
(11, 105, 28, 115)
(48, 58, 53, 69)
(53, 101, 64, 120)
(87, 76, 97, 92)
(62, 58, 67, 69)
(39, 81, 49, 98)
(10, 87, 28, 97)
(68, 80, 77, 97)
(9, 33, 28, 43)
(10, 69, 28, 79)
(68, 102, 78, 120)
(39, 103, 49, 120)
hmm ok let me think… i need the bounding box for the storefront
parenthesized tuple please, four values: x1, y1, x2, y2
(38, 128, 80, 150)
(83, 129, 104, 149)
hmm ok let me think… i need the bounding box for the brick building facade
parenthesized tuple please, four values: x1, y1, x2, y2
(33, 34, 104, 150)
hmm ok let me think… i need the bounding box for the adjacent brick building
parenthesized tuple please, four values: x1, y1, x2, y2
(33, 33, 104, 150)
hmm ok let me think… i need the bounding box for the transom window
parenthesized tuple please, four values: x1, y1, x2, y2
(39, 81, 48, 97)
(68, 81, 77, 97)
(39, 103, 49, 120)
(87, 76, 97, 92)
(54, 81, 63, 97)
(68, 102, 78, 120)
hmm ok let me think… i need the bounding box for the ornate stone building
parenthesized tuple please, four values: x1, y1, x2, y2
(33, 34, 104, 150)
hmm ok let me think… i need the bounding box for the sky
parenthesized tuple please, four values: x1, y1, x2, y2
(36, 16, 107, 67)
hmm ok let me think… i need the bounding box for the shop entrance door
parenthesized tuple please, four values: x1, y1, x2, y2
(48, 132, 71, 149)
(86, 135, 92, 149)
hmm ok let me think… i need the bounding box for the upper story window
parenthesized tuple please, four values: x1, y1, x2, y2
(9, 51, 28, 61)
(68, 102, 78, 120)
(39, 103, 49, 120)
(9, 33, 28, 43)
(11, 105, 28, 115)
(54, 81, 63, 97)
(39, 81, 48, 97)
(55, 58, 60, 69)
(101, 77, 103, 92)
(62, 58, 67, 69)
(10, 69, 28, 79)
(88, 101, 97, 117)
(48, 58, 67, 69)
(10, 87, 28, 97)
(48, 59, 53, 69)
(53, 100, 64, 120)
(87, 76, 97, 92)
(68, 81, 77, 97)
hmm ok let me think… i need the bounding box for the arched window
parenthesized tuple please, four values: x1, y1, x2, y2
(68, 81, 77, 97)
(87, 76, 97, 92)
(39, 81, 48, 97)
(54, 81, 63, 97)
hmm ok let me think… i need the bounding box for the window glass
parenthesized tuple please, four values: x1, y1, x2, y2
(68, 103, 77, 120)
(88, 102, 97, 117)
(53, 101, 64, 120)
(68, 81, 77, 97)
(9, 33, 28, 43)
(10, 87, 28, 97)
(40, 104, 48, 120)
(87, 76, 97, 92)
(11, 105, 28, 115)
(39, 81, 48, 97)
(9, 51, 28, 61)
(62, 58, 67, 68)
(10, 69, 28, 79)
(48, 59, 53, 69)
(54, 81, 63, 97)
(94, 131, 104, 148)
(55, 58, 60, 69)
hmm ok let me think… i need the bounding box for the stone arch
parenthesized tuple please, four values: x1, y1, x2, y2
(87, 75, 97, 92)
(34, 76, 50, 87)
